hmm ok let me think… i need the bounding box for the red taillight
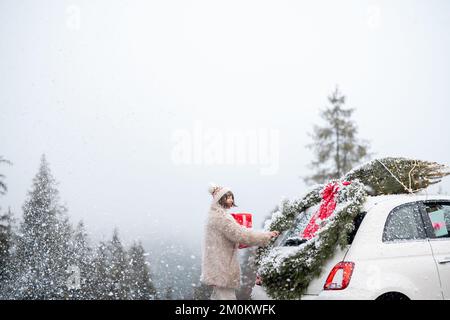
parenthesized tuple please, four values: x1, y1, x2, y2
(255, 274, 263, 286)
(324, 261, 354, 290)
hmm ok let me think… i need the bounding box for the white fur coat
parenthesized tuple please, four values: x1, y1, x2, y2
(200, 202, 272, 289)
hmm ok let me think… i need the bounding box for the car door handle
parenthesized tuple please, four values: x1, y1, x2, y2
(438, 258, 450, 264)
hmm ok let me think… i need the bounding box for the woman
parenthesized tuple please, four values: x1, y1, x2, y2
(200, 183, 279, 300)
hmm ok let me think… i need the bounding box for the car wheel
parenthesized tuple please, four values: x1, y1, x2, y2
(376, 292, 410, 300)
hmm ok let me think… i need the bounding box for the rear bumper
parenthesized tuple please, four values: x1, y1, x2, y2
(251, 285, 376, 300)
(306, 288, 376, 300)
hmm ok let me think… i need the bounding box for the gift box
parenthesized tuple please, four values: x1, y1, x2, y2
(230, 213, 252, 249)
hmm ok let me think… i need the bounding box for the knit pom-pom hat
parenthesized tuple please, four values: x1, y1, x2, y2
(208, 183, 231, 204)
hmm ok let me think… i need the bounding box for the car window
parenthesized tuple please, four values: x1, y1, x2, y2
(423, 202, 450, 239)
(280, 204, 319, 246)
(347, 211, 366, 244)
(383, 202, 426, 242)
(279, 204, 366, 246)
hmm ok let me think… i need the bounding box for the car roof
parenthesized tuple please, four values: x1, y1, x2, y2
(362, 193, 450, 212)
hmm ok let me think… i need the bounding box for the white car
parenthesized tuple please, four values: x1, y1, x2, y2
(252, 194, 450, 300)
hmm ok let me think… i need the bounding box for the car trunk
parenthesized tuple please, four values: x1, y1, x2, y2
(268, 203, 349, 296)
(302, 210, 366, 296)
(302, 246, 350, 296)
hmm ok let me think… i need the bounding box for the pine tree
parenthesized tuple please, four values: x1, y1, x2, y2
(90, 235, 157, 300)
(0, 156, 12, 195)
(66, 221, 94, 299)
(91, 241, 111, 299)
(128, 241, 156, 299)
(107, 229, 130, 299)
(0, 207, 14, 265)
(12, 154, 73, 299)
(0, 157, 13, 273)
(0, 207, 15, 298)
(305, 87, 370, 185)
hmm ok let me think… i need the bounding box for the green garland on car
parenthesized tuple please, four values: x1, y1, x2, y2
(255, 180, 367, 299)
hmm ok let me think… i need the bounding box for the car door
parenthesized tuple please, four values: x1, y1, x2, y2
(379, 201, 442, 299)
(420, 201, 450, 299)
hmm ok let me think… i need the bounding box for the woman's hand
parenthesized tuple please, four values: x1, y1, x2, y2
(270, 231, 280, 238)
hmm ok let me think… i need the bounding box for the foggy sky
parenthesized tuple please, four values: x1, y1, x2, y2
(1, 0, 449, 249)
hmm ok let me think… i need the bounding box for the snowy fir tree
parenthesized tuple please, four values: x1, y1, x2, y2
(106, 229, 132, 299)
(0, 207, 15, 295)
(128, 241, 157, 299)
(91, 241, 111, 299)
(90, 234, 129, 300)
(0, 156, 12, 195)
(0, 156, 15, 297)
(305, 86, 370, 185)
(66, 221, 95, 299)
(8, 154, 73, 299)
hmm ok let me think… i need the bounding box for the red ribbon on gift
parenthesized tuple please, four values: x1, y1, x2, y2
(301, 181, 351, 240)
